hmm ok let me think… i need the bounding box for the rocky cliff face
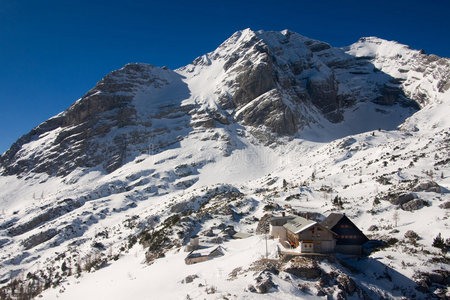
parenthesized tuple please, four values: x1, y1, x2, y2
(1, 29, 449, 177)
(0, 64, 192, 176)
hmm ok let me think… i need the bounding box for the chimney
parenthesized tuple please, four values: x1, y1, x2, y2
(281, 211, 285, 217)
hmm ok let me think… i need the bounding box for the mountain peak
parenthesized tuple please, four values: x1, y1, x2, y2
(2, 29, 449, 178)
(347, 36, 417, 58)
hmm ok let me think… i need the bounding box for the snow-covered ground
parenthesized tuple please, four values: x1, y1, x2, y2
(40, 237, 300, 300)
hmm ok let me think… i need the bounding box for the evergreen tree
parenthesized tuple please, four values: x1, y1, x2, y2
(333, 196, 339, 206)
(432, 233, 444, 249)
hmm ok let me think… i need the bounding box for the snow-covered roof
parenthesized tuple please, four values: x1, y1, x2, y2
(283, 216, 316, 234)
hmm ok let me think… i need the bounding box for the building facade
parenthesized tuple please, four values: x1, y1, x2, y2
(269, 215, 336, 254)
(321, 213, 368, 255)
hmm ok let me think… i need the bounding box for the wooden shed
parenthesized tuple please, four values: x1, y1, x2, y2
(185, 246, 224, 265)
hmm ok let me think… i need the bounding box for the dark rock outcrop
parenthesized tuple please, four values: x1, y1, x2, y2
(254, 271, 276, 294)
(401, 199, 426, 211)
(283, 258, 322, 280)
(235, 90, 296, 135)
(413, 181, 443, 193)
(336, 274, 357, 296)
(404, 230, 420, 241)
(232, 61, 275, 107)
(367, 225, 379, 231)
(415, 270, 450, 294)
(390, 192, 416, 206)
(306, 74, 341, 122)
(22, 228, 58, 250)
(439, 201, 450, 209)
(8, 198, 83, 236)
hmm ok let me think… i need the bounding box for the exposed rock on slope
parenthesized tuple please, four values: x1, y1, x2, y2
(0, 64, 191, 176)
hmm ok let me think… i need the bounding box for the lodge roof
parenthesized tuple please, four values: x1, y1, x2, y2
(321, 213, 368, 243)
(283, 216, 316, 234)
(321, 213, 346, 229)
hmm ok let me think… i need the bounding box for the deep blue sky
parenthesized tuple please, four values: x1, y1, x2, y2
(1, 0, 449, 154)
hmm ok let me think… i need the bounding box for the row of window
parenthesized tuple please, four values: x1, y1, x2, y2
(339, 235, 359, 239)
(339, 224, 352, 228)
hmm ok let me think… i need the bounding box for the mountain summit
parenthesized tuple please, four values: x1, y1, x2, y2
(1, 29, 448, 177)
(0, 29, 449, 299)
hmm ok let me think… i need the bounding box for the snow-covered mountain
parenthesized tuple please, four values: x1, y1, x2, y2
(0, 29, 449, 299)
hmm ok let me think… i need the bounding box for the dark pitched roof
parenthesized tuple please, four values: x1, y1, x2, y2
(187, 246, 224, 258)
(322, 213, 369, 243)
(321, 213, 345, 229)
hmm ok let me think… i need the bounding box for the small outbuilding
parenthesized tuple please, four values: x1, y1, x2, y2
(321, 213, 368, 255)
(185, 246, 224, 265)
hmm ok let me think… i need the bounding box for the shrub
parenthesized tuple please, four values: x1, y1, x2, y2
(404, 230, 419, 241)
(432, 233, 446, 252)
(263, 204, 275, 211)
(128, 235, 137, 249)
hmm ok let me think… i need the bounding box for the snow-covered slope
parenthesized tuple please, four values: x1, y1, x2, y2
(0, 29, 449, 299)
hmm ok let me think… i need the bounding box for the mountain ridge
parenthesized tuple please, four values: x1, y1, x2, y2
(2, 28, 447, 177)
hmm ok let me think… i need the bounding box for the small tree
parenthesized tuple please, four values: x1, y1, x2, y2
(332, 195, 343, 209)
(393, 211, 399, 227)
(373, 197, 380, 207)
(432, 233, 444, 249)
(333, 195, 339, 206)
(75, 262, 82, 277)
